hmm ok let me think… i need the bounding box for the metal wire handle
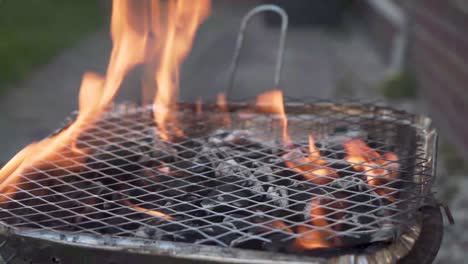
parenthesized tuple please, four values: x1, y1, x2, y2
(226, 5, 288, 99)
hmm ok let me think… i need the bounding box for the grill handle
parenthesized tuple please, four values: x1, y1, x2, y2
(226, 4, 288, 99)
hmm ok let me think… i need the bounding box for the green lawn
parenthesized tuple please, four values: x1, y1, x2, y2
(0, 0, 103, 93)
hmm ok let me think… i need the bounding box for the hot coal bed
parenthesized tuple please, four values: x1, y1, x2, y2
(0, 101, 438, 264)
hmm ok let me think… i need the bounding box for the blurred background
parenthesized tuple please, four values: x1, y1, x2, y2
(0, 0, 466, 262)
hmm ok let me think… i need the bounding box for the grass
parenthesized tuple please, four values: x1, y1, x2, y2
(0, 0, 103, 94)
(440, 141, 468, 175)
(380, 72, 417, 99)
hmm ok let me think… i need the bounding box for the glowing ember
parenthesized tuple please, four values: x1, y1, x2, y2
(344, 138, 380, 171)
(344, 139, 400, 202)
(284, 135, 339, 184)
(256, 90, 291, 145)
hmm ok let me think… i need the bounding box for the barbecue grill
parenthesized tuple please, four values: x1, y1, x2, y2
(0, 5, 444, 264)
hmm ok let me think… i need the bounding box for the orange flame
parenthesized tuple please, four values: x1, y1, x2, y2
(217, 92, 231, 125)
(308, 135, 320, 159)
(217, 92, 228, 111)
(344, 139, 400, 201)
(153, 0, 210, 140)
(0, 0, 153, 202)
(256, 90, 291, 145)
(0, 0, 211, 200)
(294, 198, 340, 250)
(123, 200, 172, 220)
(196, 97, 202, 115)
(284, 135, 339, 184)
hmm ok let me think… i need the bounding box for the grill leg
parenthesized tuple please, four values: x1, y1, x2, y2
(399, 205, 443, 264)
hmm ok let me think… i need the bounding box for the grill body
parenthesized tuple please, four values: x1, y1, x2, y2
(0, 206, 442, 264)
(0, 101, 438, 264)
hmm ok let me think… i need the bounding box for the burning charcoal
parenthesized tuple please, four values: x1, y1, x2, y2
(265, 186, 289, 208)
(140, 218, 208, 243)
(219, 146, 237, 159)
(243, 150, 265, 160)
(223, 214, 251, 230)
(219, 184, 253, 200)
(325, 157, 353, 168)
(370, 223, 397, 242)
(159, 178, 191, 197)
(200, 184, 255, 214)
(175, 229, 207, 243)
(210, 130, 254, 146)
(135, 222, 175, 240)
(207, 136, 223, 146)
(224, 130, 252, 145)
(265, 155, 282, 164)
(137, 214, 193, 237)
(339, 191, 383, 232)
(168, 160, 195, 172)
(170, 200, 203, 215)
(302, 196, 333, 222)
(288, 194, 313, 212)
(230, 235, 263, 248)
(268, 175, 294, 188)
(102, 193, 122, 210)
(151, 139, 177, 161)
(135, 226, 155, 239)
(332, 175, 368, 192)
(174, 140, 202, 159)
(208, 130, 231, 144)
(287, 183, 329, 216)
(87, 141, 149, 176)
(281, 148, 305, 164)
(214, 159, 247, 177)
(252, 166, 275, 182)
(278, 188, 289, 205)
(219, 188, 251, 208)
(240, 218, 295, 252)
(200, 225, 242, 246)
(186, 157, 211, 174)
(246, 177, 265, 195)
(281, 148, 304, 163)
(263, 232, 294, 252)
(200, 197, 218, 210)
(209, 218, 255, 246)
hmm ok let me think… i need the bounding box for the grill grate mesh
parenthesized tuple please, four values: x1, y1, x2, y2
(0, 100, 434, 253)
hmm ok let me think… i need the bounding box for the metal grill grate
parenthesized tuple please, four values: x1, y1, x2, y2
(0, 100, 436, 254)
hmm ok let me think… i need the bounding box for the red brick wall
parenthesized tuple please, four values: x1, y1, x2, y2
(360, 0, 468, 158)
